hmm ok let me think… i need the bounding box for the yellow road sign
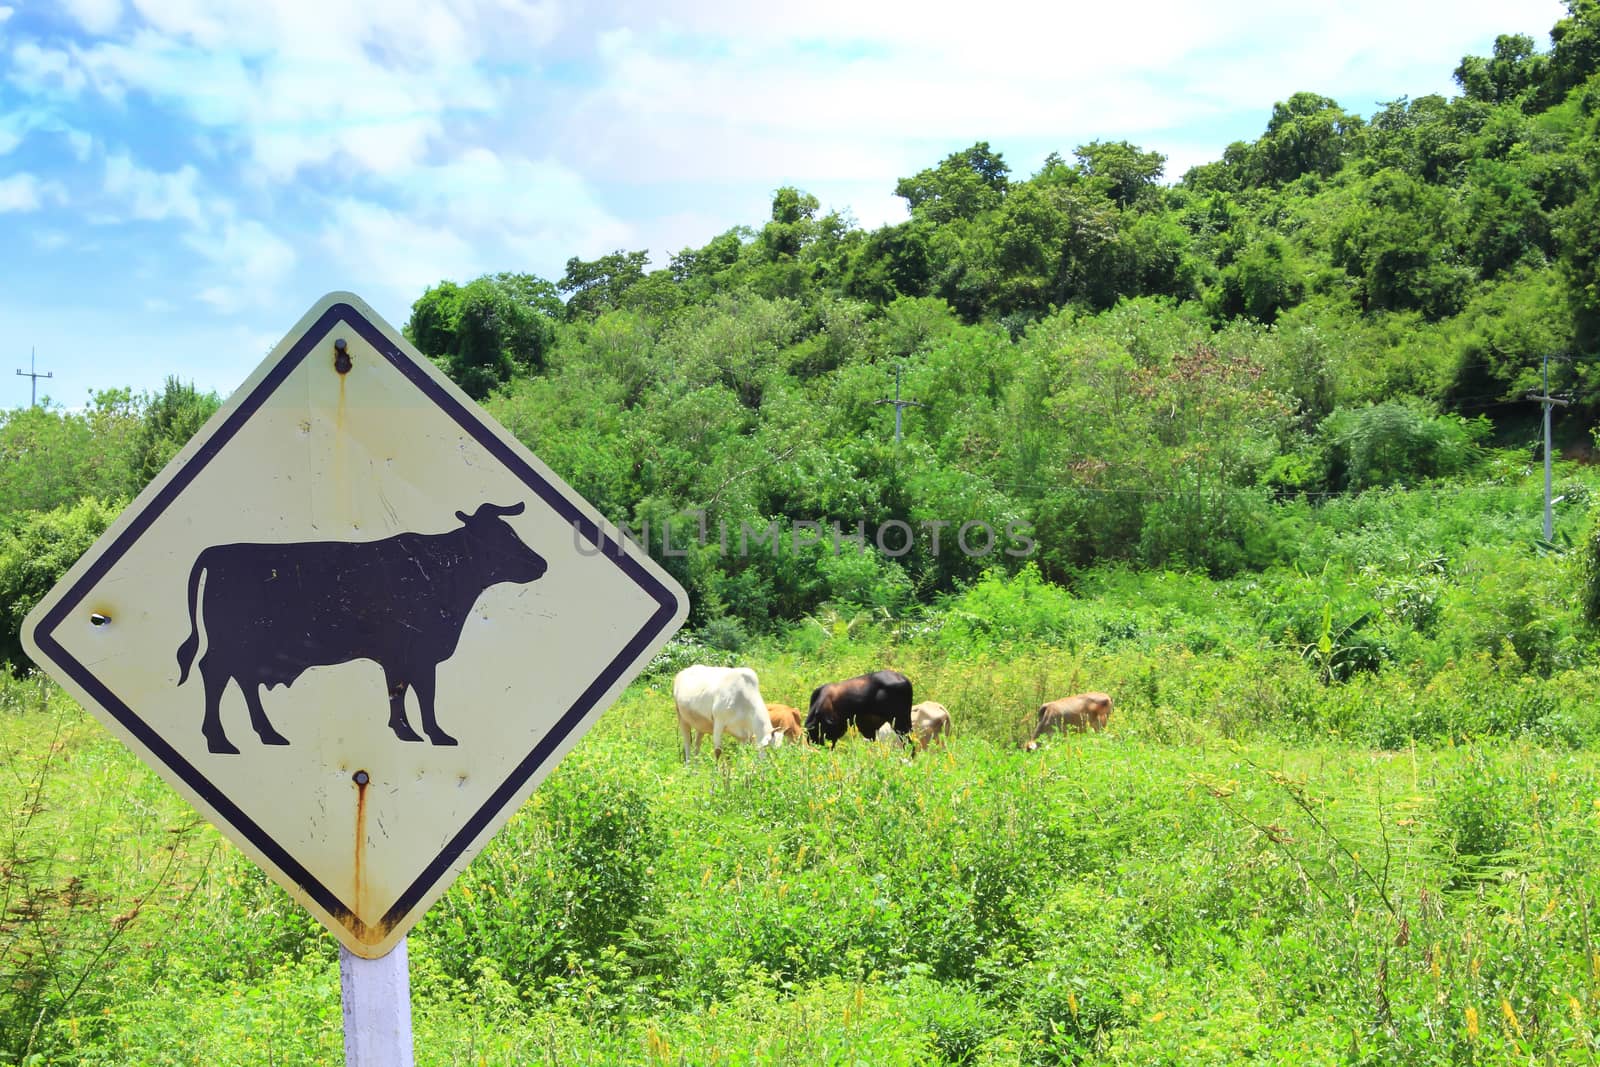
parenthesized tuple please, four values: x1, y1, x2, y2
(21, 292, 688, 958)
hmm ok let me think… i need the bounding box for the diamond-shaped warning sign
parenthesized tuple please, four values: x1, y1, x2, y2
(21, 292, 688, 958)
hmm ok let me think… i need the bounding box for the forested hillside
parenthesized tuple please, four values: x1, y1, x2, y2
(389, 4, 1600, 638)
(5, 8, 1600, 663)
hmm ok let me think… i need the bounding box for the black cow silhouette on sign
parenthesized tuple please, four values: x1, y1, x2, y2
(176, 502, 549, 754)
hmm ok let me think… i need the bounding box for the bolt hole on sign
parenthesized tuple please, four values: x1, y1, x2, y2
(22, 292, 688, 958)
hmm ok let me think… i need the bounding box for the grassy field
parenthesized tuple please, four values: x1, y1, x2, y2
(4, 642, 1599, 1065)
(5, 467, 1600, 1064)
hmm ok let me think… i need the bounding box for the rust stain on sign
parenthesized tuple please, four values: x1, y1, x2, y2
(352, 769, 369, 918)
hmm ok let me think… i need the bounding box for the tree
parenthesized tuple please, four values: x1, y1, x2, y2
(1073, 140, 1167, 209)
(1215, 234, 1305, 323)
(894, 142, 1010, 224)
(407, 274, 559, 399)
(132, 377, 221, 488)
(1544, 0, 1600, 104)
(670, 228, 749, 289)
(489, 271, 564, 321)
(1329, 168, 1470, 318)
(1251, 92, 1365, 185)
(559, 250, 650, 321)
(842, 222, 933, 304)
(0, 498, 121, 670)
(1366, 94, 1485, 182)
(0, 392, 140, 522)
(1455, 34, 1548, 106)
(760, 187, 822, 259)
(1463, 159, 1551, 277)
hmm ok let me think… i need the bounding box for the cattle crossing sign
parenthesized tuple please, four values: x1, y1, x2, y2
(21, 292, 689, 960)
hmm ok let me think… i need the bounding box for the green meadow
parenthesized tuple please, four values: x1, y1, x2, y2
(6, 462, 1600, 1065)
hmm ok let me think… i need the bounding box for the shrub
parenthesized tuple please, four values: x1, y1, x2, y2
(418, 768, 663, 988)
(1436, 757, 1515, 865)
(0, 498, 122, 672)
(935, 564, 1076, 655)
(1317, 399, 1486, 489)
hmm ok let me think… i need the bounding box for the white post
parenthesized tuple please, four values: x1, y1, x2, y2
(340, 938, 415, 1067)
(1543, 352, 1554, 543)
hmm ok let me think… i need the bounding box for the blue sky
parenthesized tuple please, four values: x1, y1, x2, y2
(0, 0, 1570, 408)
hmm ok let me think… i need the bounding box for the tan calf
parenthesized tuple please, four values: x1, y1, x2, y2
(911, 701, 951, 749)
(1024, 692, 1112, 750)
(765, 703, 807, 744)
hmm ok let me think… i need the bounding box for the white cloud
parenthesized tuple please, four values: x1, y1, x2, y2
(0, 173, 63, 212)
(319, 199, 479, 298)
(188, 219, 297, 311)
(8, 42, 89, 95)
(90, 155, 298, 311)
(0, 6, 13, 24)
(401, 150, 632, 261)
(62, 0, 122, 34)
(103, 154, 204, 224)
(316, 150, 632, 299)
(64, 128, 93, 160)
(0, 109, 93, 160)
(51, 1, 563, 179)
(552, 0, 1568, 204)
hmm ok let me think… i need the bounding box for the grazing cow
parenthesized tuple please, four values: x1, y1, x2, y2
(176, 502, 548, 755)
(806, 670, 913, 747)
(911, 701, 952, 749)
(1024, 692, 1112, 750)
(674, 665, 779, 760)
(765, 703, 807, 744)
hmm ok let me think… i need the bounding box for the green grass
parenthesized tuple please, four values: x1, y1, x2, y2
(5, 669, 1600, 1065)
(5, 464, 1600, 1064)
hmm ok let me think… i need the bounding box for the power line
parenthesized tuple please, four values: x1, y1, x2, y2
(15, 347, 51, 407)
(1527, 352, 1573, 541)
(876, 361, 928, 441)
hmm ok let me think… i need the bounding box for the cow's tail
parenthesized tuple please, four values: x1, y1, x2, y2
(175, 554, 206, 686)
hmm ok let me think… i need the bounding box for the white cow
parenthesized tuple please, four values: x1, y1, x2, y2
(673, 664, 780, 761)
(874, 721, 908, 749)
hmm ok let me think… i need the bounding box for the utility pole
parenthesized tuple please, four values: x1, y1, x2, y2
(15, 347, 51, 407)
(1527, 352, 1571, 542)
(873, 364, 923, 443)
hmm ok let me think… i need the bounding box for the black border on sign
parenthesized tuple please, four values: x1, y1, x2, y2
(30, 303, 683, 939)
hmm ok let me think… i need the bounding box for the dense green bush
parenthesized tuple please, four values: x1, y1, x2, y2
(1317, 399, 1488, 489)
(0, 497, 122, 671)
(418, 769, 662, 988)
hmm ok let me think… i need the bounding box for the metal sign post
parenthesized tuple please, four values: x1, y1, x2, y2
(341, 940, 414, 1066)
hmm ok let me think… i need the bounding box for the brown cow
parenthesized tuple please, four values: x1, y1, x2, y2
(765, 703, 807, 744)
(1024, 692, 1112, 750)
(911, 701, 951, 749)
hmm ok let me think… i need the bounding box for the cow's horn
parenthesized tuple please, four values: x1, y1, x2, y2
(459, 501, 527, 522)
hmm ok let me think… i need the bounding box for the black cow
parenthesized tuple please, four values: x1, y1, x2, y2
(805, 670, 913, 747)
(176, 502, 548, 754)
